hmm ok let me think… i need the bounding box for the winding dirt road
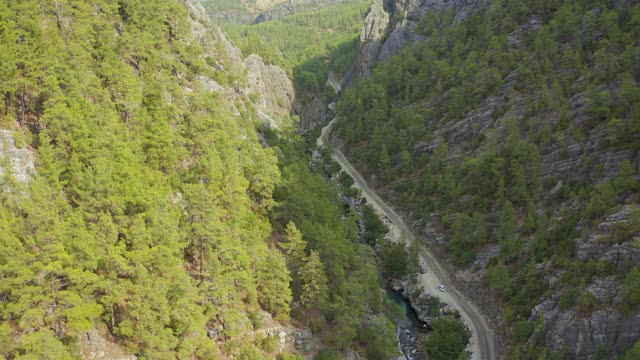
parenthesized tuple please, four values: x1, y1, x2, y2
(317, 119, 497, 360)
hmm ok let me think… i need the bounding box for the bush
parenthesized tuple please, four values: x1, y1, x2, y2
(621, 340, 640, 360)
(558, 288, 577, 310)
(427, 318, 470, 360)
(512, 320, 532, 343)
(578, 292, 599, 313)
(425, 296, 445, 317)
(239, 344, 267, 360)
(314, 348, 342, 360)
(257, 335, 279, 353)
(622, 268, 640, 312)
(278, 353, 304, 360)
(380, 240, 409, 278)
(362, 205, 388, 246)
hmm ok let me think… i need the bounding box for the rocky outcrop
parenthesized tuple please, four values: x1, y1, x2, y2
(529, 205, 640, 359)
(531, 285, 640, 358)
(204, 0, 288, 24)
(0, 130, 36, 183)
(403, 279, 441, 327)
(205, 0, 344, 24)
(577, 206, 640, 269)
(188, 2, 296, 129)
(530, 206, 640, 358)
(79, 328, 136, 360)
(244, 54, 296, 128)
(356, 0, 483, 79)
(206, 309, 322, 359)
(253, 0, 290, 11)
(358, 0, 390, 78)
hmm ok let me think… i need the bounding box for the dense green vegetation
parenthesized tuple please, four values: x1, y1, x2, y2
(335, 0, 640, 357)
(0, 0, 396, 358)
(221, 0, 368, 92)
(0, 0, 288, 358)
(427, 318, 470, 360)
(201, 0, 248, 14)
(265, 128, 398, 358)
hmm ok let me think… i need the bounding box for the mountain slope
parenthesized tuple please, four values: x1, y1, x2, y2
(0, 1, 398, 359)
(336, 0, 640, 358)
(220, 0, 369, 130)
(0, 1, 293, 358)
(201, 0, 350, 24)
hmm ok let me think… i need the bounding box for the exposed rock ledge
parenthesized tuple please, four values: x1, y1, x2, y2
(0, 130, 36, 183)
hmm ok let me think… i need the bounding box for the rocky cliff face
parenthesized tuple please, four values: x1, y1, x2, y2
(0, 130, 35, 184)
(531, 205, 640, 358)
(244, 54, 296, 129)
(295, 96, 327, 131)
(188, 2, 295, 129)
(357, 0, 483, 78)
(358, 0, 390, 78)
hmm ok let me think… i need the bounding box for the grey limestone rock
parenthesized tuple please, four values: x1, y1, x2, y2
(0, 130, 35, 184)
(187, 2, 296, 129)
(244, 54, 295, 128)
(532, 296, 640, 358)
(79, 329, 137, 360)
(358, 0, 391, 78)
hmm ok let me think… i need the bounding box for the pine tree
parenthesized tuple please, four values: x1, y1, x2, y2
(298, 250, 329, 309)
(523, 201, 537, 234)
(498, 201, 520, 259)
(613, 160, 638, 194)
(368, 133, 391, 177)
(256, 250, 292, 321)
(509, 160, 529, 204)
(487, 261, 510, 296)
(532, 214, 549, 262)
(586, 183, 615, 219)
(281, 221, 307, 270)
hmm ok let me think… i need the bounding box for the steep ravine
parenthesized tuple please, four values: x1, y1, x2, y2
(317, 119, 497, 360)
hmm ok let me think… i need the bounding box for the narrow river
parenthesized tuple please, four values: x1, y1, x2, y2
(385, 288, 428, 359)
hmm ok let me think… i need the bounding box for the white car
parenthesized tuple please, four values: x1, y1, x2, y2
(437, 284, 446, 292)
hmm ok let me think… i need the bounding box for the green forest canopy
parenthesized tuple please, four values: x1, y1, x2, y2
(336, 0, 640, 358)
(0, 0, 395, 359)
(221, 0, 369, 92)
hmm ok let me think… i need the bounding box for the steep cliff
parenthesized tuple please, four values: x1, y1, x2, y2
(338, 0, 640, 358)
(357, 0, 484, 78)
(253, 0, 345, 23)
(357, 0, 390, 78)
(188, 2, 295, 128)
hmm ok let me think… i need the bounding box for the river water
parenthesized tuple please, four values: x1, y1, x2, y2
(386, 289, 427, 360)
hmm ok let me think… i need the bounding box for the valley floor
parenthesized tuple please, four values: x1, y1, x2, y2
(318, 119, 497, 360)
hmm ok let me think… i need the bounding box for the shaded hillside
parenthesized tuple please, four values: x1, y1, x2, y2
(336, 0, 640, 358)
